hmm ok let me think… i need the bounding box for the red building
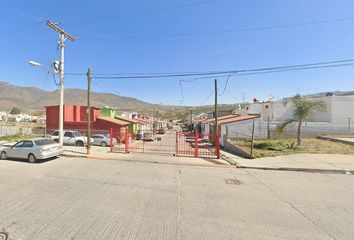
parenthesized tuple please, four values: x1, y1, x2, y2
(45, 105, 130, 134)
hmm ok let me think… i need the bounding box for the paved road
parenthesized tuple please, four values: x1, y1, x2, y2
(0, 157, 354, 240)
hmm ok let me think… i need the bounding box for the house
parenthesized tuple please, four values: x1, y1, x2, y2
(232, 93, 354, 135)
(100, 106, 116, 118)
(0, 111, 8, 121)
(45, 105, 130, 136)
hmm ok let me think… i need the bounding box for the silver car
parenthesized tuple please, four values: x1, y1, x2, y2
(0, 138, 63, 163)
(91, 134, 117, 147)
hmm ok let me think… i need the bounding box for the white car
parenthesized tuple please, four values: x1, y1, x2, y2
(0, 138, 63, 163)
(51, 130, 93, 147)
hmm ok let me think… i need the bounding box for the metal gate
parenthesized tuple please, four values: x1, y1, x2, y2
(111, 128, 220, 159)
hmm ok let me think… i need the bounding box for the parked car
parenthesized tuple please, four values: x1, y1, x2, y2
(91, 134, 116, 147)
(157, 128, 166, 134)
(143, 132, 155, 141)
(182, 126, 190, 132)
(0, 138, 63, 163)
(50, 130, 93, 147)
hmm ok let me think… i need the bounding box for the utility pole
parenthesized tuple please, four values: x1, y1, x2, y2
(214, 79, 218, 135)
(87, 68, 92, 155)
(47, 21, 77, 146)
(190, 109, 193, 131)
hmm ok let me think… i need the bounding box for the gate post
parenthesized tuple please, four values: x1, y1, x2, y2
(124, 127, 129, 153)
(195, 128, 199, 158)
(216, 127, 220, 159)
(175, 131, 179, 156)
(110, 128, 113, 152)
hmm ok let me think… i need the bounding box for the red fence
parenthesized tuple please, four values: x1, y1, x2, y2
(111, 128, 220, 159)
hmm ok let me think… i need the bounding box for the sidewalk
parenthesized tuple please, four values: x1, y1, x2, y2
(63, 146, 231, 168)
(232, 153, 354, 174)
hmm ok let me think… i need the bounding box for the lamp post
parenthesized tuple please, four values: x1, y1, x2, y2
(28, 60, 63, 145)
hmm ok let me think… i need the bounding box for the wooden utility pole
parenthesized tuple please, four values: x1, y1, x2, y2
(87, 68, 92, 155)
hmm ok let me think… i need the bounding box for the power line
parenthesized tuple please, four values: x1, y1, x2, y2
(217, 73, 233, 96)
(0, 20, 46, 35)
(87, 58, 354, 79)
(62, 0, 218, 25)
(199, 89, 215, 106)
(78, 16, 354, 40)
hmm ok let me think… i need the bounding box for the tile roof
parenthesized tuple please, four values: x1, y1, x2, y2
(201, 114, 240, 124)
(96, 116, 130, 126)
(218, 115, 260, 125)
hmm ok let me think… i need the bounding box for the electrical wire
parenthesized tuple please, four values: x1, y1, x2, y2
(0, 20, 46, 35)
(217, 73, 233, 96)
(77, 16, 354, 40)
(62, 0, 218, 25)
(86, 58, 354, 79)
(199, 89, 215, 106)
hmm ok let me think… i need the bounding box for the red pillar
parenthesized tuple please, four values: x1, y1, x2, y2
(125, 127, 129, 153)
(216, 127, 220, 159)
(195, 128, 199, 158)
(110, 128, 113, 152)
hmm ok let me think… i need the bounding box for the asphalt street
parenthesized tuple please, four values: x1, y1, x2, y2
(0, 157, 353, 240)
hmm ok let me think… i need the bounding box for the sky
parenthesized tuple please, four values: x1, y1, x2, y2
(1, 0, 354, 106)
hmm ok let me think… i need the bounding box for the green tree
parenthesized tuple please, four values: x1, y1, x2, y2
(10, 107, 21, 114)
(276, 95, 326, 146)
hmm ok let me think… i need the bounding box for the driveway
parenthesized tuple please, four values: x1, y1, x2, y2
(0, 157, 353, 239)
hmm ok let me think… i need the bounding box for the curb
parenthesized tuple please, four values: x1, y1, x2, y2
(236, 165, 353, 175)
(61, 153, 234, 169)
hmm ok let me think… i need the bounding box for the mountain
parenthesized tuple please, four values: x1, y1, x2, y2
(0, 81, 240, 119)
(0, 81, 154, 112)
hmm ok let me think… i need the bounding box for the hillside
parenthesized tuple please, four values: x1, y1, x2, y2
(0, 81, 155, 112)
(0, 81, 240, 117)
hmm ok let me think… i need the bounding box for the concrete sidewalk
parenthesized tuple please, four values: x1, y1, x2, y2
(63, 146, 231, 167)
(232, 153, 354, 173)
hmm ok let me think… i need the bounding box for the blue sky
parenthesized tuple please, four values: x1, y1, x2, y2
(1, 0, 354, 106)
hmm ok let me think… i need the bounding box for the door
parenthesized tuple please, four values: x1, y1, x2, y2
(64, 132, 75, 145)
(7, 141, 25, 159)
(22, 141, 34, 159)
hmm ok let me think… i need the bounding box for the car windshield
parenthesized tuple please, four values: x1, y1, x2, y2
(73, 131, 82, 137)
(35, 139, 55, 146)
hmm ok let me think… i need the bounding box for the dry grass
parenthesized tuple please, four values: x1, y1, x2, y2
(230, 138, 354, 158)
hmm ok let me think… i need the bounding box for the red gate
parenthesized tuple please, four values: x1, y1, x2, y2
(111, 128, 220, 159)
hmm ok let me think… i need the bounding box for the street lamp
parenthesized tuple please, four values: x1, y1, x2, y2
(28, 60, 64, 146)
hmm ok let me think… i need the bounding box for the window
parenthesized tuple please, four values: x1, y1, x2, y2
(35, 139, 55, 146)
(92, 135, 103, 139)
(52, 131, 59, 136)
(13, 141, 25, 148)
(72, 131, 82, 137)
(23, 141, 33, 148)
(64, 132, 74, 138)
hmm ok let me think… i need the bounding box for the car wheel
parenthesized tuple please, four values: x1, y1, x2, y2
(0, 151, 7, 160)
(28, 154, 37, 163)
(101, 141, 108, 147)
(76, 141, 84, 147)
(53, 139, 59, 143)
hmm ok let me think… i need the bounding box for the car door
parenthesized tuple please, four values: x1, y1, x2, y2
(22, 141, 34, 159)
(64, 132, 75, 145)
(7, 141, 25, 159)
(95, 135, 103, 145)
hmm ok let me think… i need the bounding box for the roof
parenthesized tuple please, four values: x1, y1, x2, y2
(115, 116, 141, 124)
(201, 114, 240, 124)
(45, 105, 100, 110)
(134, 118, 151, 125)
(218, 114, 260, 125)
(96, 116, 130, 126)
